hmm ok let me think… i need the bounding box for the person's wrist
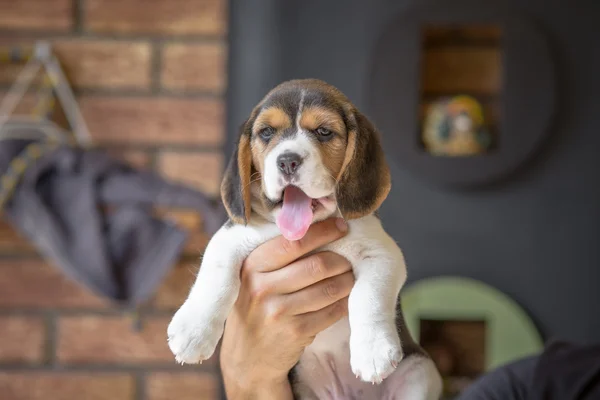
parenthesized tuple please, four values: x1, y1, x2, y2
(222, 368, 293, 400)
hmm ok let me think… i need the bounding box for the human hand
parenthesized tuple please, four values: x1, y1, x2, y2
(220, 218, 353, 400)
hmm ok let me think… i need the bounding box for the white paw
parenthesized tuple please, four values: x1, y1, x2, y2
(167, 303, 224, 364)
(350, 326, 403, 383)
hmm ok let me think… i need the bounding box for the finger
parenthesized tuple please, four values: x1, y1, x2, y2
(294, 296, 349, 337)
(263, 252, 352, 294)
(245, 218, 348, 273)
(281, 271, 354, 315)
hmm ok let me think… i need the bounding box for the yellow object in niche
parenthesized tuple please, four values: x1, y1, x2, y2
(422, 95, 493, 157)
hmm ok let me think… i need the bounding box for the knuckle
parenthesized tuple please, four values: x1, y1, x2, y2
(306, 254, 325, 279)
(265, 300, 287, 321)
(249, 287, 268, 302)
(323, 280, 339, 299)
(248, 277, 270, 302)
(281, 239, 301, 255)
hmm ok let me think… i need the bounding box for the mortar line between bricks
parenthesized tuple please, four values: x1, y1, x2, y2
(43, 311, 58, 366)
(0, 142, 225, 155)
(135, 372, 146, 400)
(0, 255, 62, 262)
(149, 41, 163, 94)
(148, 148, 160, 171)
(72, 0, 85, 33)
(0, 30, 227, 43)
(107, 144, 224, 153)
(0, 252, 40, 260)
(0, 84, 225, 99)
(0, 309, 179, 317)
(0, 363, 217, 373)
(0, 244, 210, 264)
(93, 88, 224, 99)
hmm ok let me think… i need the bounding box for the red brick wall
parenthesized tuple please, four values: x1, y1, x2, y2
(0, 0, 227, 399)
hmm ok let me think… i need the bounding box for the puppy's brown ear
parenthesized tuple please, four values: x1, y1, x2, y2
(220, 121, 253, 224)
(336, 110, 391, 219)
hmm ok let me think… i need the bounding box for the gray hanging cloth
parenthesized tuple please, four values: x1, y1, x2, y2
(0, 133, 226, 306)
(0, 41, 227, 307)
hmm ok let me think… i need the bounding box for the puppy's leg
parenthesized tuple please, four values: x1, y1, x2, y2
(326, 215, 407, 383)
(167, 221, 279, 364)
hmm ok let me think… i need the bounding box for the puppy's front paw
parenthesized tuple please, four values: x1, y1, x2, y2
(350, 325, 403, 384)
(167, 303, 224, 364)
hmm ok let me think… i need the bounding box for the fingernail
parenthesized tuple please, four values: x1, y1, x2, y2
(336, 218, 348, 232)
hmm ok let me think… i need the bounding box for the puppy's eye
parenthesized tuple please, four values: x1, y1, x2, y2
(315, 127, 333, 137)
(259, 127, 275, 140)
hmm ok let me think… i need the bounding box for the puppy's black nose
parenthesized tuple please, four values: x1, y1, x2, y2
(277, 152, 303, 175)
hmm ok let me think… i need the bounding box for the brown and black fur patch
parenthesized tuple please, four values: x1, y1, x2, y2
(335, 109, 391, 219)
(299, 106, 348, 178)
(220, 121, 254, 224)
(251, 107, 293, 174)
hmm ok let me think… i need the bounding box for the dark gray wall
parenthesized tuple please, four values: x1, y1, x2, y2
(226, 0, 600, 343)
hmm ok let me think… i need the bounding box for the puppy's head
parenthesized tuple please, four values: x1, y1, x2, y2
(221, 79, 390, 240)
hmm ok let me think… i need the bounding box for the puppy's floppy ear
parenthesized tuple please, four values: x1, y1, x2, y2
(220, 120, 253, 224)
(335, 109, 391, 219)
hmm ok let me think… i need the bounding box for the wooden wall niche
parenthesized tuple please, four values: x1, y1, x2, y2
(420, 318, 487, 397)
(368, 0, 556, 188)
(420, 25, 502, 157)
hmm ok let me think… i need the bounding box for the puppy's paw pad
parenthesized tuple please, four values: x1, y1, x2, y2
(167, 306, 223, 365)
(350, 335, 403, 383)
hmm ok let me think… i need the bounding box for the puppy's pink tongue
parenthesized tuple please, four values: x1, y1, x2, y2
(276, 186, 313, 241)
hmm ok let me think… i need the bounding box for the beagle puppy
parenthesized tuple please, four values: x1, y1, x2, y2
(167, 79, 442, 399)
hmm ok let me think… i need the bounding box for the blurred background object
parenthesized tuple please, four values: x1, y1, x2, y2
(1, 0, 600, 399)
(421, 95, 493, 157)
